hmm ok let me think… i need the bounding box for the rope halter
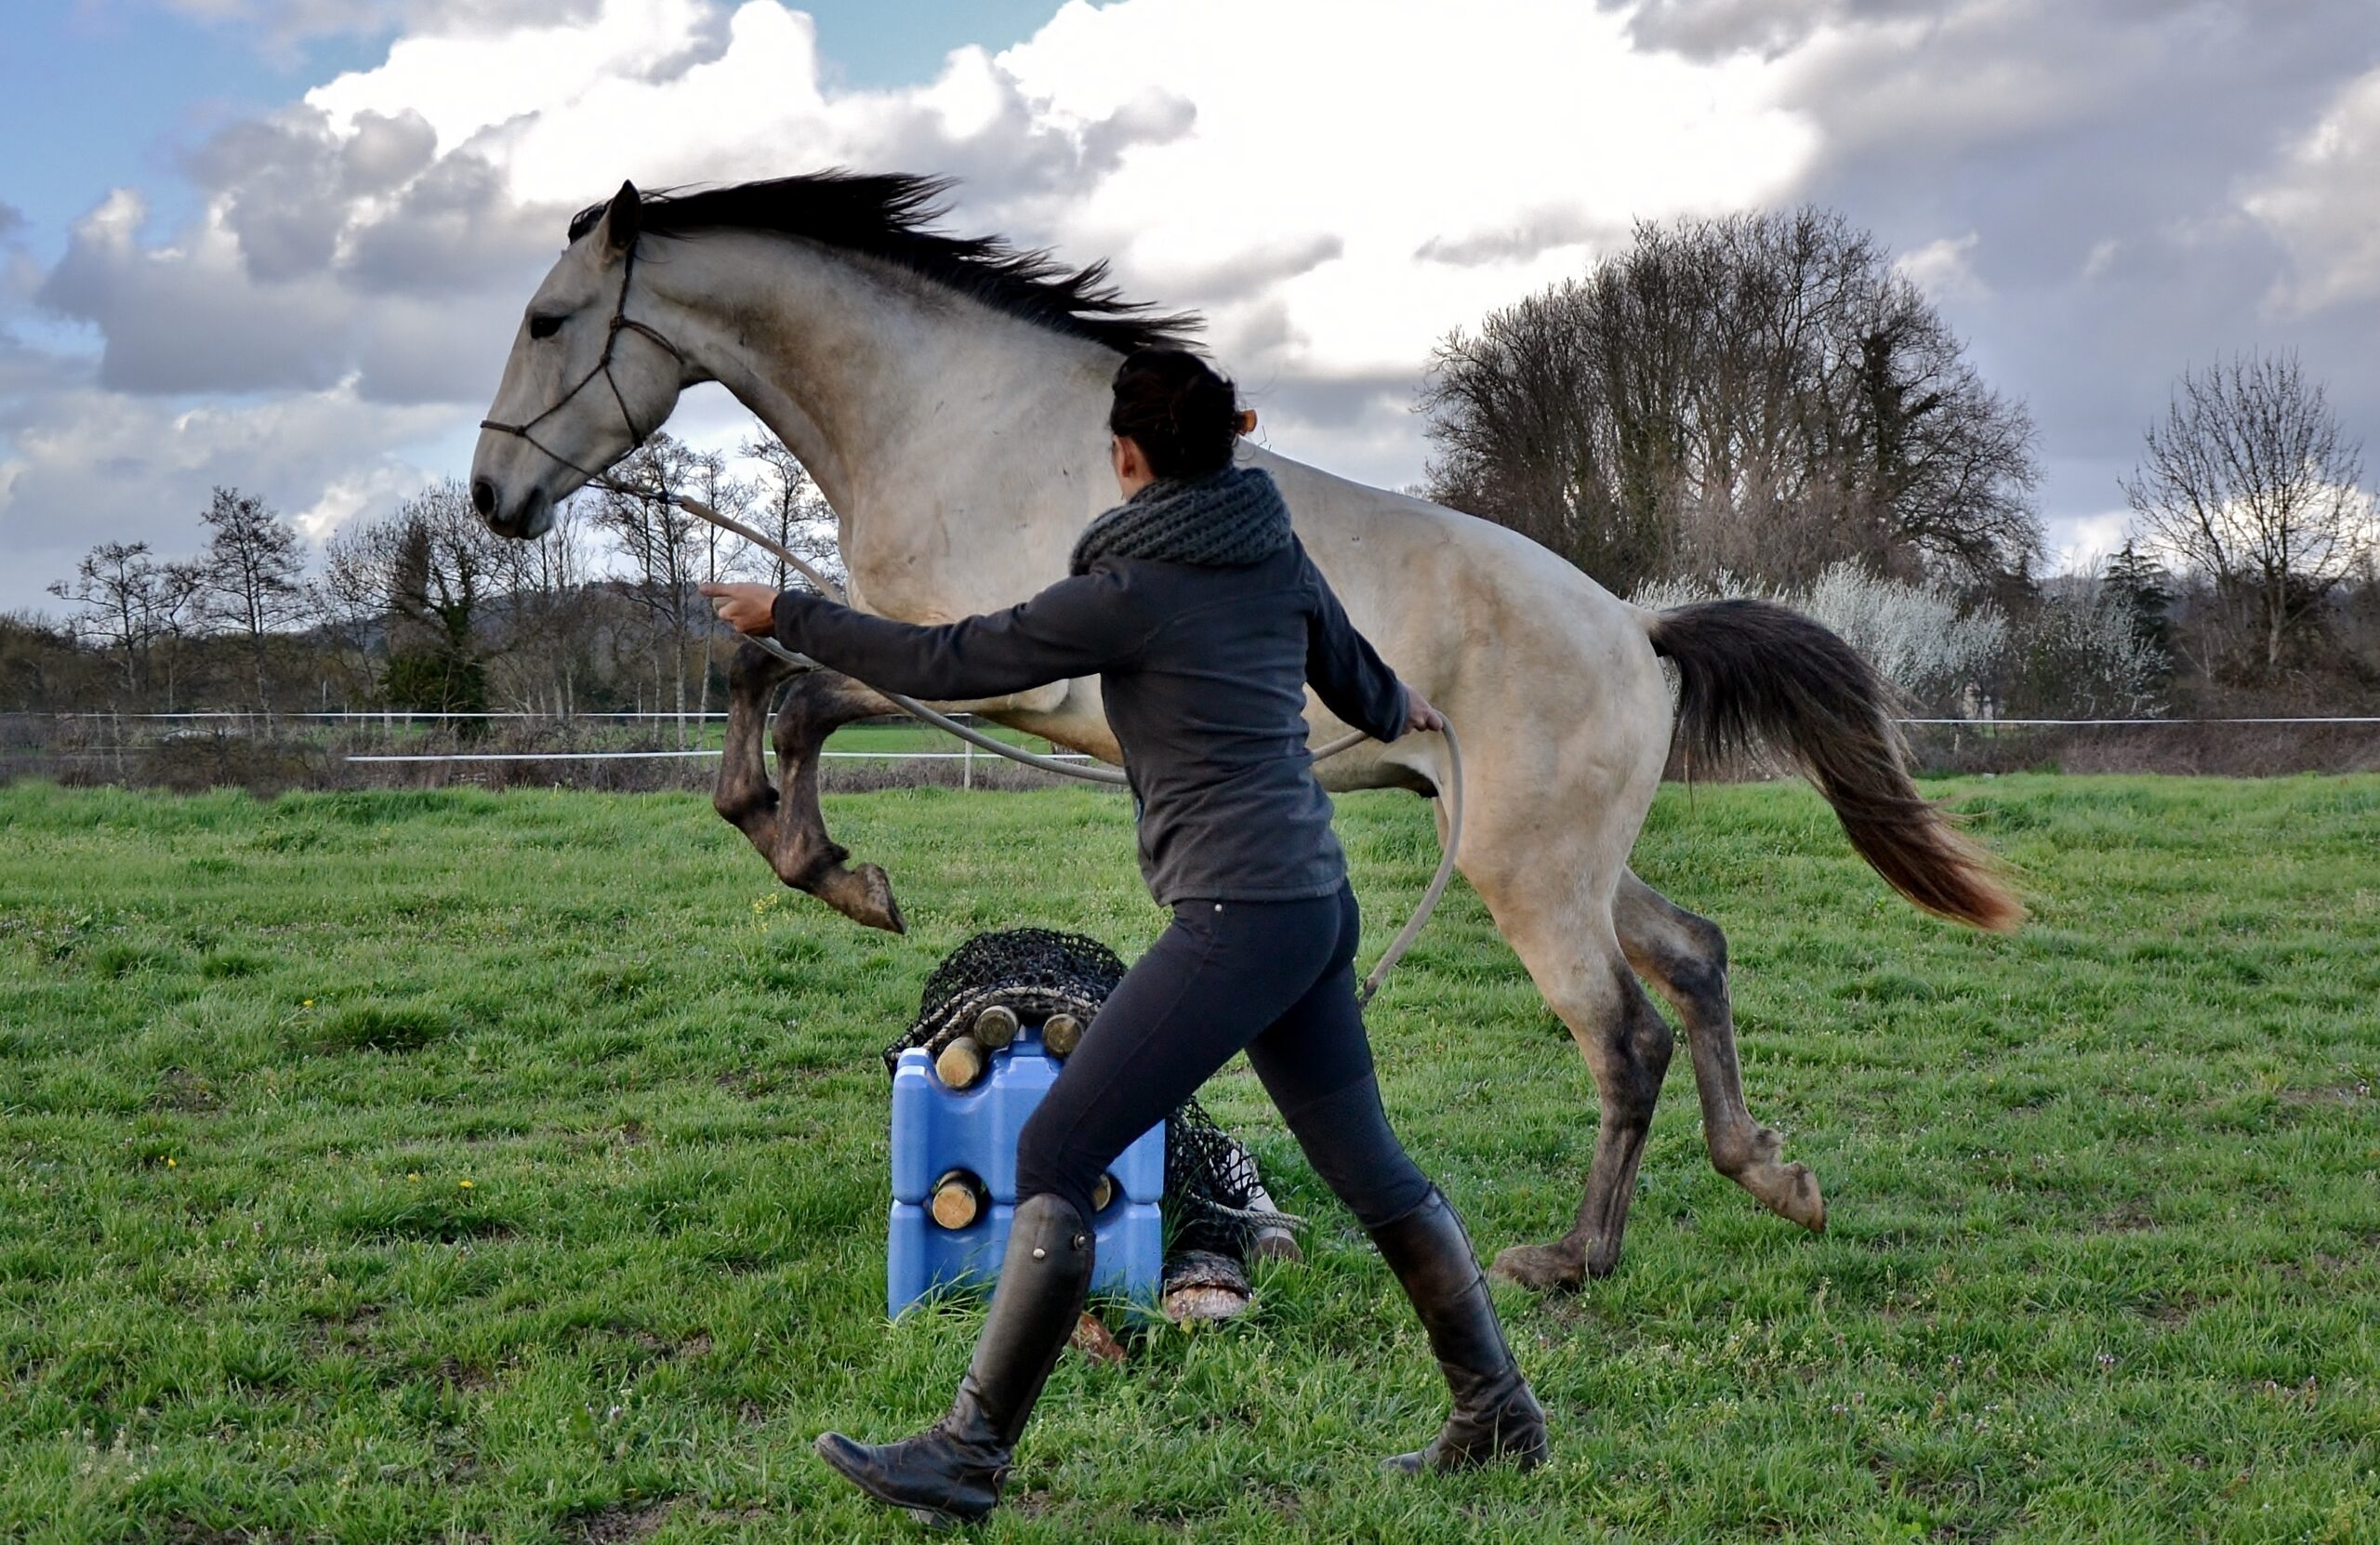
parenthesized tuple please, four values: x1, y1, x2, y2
(477, 238, 691, 488)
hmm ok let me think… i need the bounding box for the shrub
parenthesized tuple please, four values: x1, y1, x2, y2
(2003, 578, 2168, 719)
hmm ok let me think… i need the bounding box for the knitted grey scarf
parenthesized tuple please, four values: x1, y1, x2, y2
(1068, 465, 1292, 575)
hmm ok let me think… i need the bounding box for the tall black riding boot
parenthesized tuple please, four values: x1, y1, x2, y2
(1368, 1187, 1549, 1473)
(815, 1193, 1094, 1525)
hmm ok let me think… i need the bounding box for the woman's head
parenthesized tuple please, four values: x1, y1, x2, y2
(1108, 349, 1250, 495)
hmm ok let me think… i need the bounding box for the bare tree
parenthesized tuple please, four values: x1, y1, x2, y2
(741, 423, 844, 595)
(593, 433, 708, 735)
(485, 495, 599, 718)
(149, 560, 208, 712)
(1420, 208, 2041, 594)
(321, 489, 602, 718)
(683, 448, 752, 588)
(323, 480, 510, 713)
(2001, 566, 2169, 719)
(684, 448, 755, 720)
(0, 612, 102, 711)
(2123, 352, 2374, 680)
(47, 541, 164, 694)
(196, 487, 308, 707)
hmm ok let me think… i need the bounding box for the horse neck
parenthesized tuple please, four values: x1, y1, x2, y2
(648, 232, 1117, 614)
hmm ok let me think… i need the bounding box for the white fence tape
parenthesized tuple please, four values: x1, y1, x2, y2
(328, 715, 2380, 767)
(344, 749, 1098, 765)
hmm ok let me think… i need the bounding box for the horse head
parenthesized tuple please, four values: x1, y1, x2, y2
(470, 180, 692, 539)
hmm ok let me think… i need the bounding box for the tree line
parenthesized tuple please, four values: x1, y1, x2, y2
(12, 205, 2377, 725)
(4, 423, 840, 725)
(1419, 207, 2379, 717)
(38, 489, 310, 712)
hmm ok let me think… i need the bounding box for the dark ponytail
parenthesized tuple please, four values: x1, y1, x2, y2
(1108, 349, 1242, 481)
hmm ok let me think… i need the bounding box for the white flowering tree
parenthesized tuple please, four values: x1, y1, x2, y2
(1632, 562, 2004, 714)
(2003, 575, 2168, 718)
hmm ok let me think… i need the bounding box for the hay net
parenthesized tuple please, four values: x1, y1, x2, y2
(885, 927, 1272, 1256)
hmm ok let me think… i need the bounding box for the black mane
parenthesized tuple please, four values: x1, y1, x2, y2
(569, 171, 1200, 355)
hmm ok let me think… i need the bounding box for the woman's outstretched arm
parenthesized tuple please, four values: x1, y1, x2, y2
(700, 572, 1155, 702)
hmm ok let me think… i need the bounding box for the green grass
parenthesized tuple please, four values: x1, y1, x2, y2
(824, 721, 1060, 755)
(0, 776, 2374, 1543)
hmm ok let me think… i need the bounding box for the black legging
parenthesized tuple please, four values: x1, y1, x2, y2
(1015, 883, 1433, 1231)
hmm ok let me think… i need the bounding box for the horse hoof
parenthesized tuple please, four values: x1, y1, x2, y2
(863, 865, 907, 935)
(1742, 1159, 1826, 1234)
(812, 863, 905, 933)
(1246, 1229, 1303, 1264)
(1779, 1162, 1826, 1234)
(1488, 1243, 1585, 1293)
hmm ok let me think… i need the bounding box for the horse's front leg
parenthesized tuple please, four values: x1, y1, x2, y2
(714, 641, 906, 933)
(714, 640, 801, 841)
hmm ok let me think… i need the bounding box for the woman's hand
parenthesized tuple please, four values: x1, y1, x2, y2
(699, 582, 779, 638)
(1404, 687, 1447, 735)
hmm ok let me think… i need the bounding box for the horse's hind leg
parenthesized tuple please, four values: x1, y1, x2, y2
(1481, 905, 1677, 1291)
(1614, 869, 1824, 1233)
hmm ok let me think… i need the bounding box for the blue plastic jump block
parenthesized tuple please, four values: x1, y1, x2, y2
(887, 1025, 1166, 1318)
(890, 1026, 1165, 1206)
(886, 1197, 1165, 1318)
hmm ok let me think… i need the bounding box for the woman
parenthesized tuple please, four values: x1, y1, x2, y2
(701, 349, 1545, 1525)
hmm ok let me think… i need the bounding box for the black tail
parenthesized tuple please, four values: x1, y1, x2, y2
(1647, 599, 2023, 932)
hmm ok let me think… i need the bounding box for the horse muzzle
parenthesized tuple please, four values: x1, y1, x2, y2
(471, 477, 553, 541)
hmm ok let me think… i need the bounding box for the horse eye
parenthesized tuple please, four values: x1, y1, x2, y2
(528, 312, 566, 340)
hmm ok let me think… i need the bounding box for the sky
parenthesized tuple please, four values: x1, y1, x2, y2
(4, 0, 2379, 614)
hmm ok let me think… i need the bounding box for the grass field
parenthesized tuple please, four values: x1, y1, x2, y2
(1, 776, 2374, 1543)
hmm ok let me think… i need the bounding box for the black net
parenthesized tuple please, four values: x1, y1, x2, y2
(1160, 1094, 1271, 1257)
(885, 927, 1281, 1257)
(884, 927, 1125, 1076)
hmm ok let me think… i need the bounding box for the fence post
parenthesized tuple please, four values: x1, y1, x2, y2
(963, 733, 973, 790)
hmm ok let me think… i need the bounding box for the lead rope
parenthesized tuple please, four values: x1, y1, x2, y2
(614, 480, 1461, 1006)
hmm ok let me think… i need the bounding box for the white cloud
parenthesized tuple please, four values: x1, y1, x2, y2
(160, 0, 606, 49)
(305, 0, 757, 171)
(0, 370, 452, 600)
(2242, 65, 2380, 314)
(38, 190, 358, 394)
(1000, 0, 1814, 379)
(2048, 507, 2134, 573)
(13, 0, 1824, 596)
(1895, 231, 1987, 303)
(292, 459, 435, 540)
(1774, 1, 2165, 159)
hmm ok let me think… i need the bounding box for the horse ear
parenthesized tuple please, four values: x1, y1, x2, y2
(602, 179, 641, 257)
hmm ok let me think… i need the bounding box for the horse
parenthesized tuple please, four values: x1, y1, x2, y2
(469, 173, 2020, 1290)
